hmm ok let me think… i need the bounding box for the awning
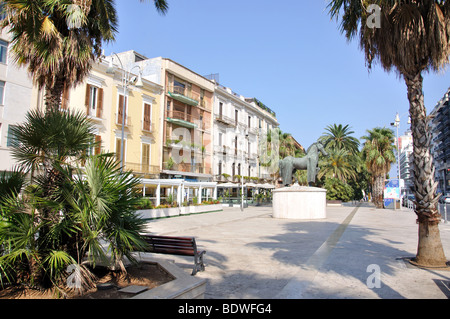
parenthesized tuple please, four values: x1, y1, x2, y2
(217, 182, 238, 188)
(168, 91, 199, 106)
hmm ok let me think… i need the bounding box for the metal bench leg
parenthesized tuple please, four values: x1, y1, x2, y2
(192, 251, 206, 276)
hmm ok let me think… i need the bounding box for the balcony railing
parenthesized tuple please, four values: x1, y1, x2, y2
(115, 113, 131, 127)
(123, 162, 160, 175)
(166, 110, 198, 124)
(142, 122, 155, 133)
(214, 113, 236, 127)
(162, 161, 212, 175)
(167, 85, 200, 106)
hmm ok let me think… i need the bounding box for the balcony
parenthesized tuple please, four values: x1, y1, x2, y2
(165, 139, 206, 155)
(166, 110, 198, 129)
(123, 162, 160, 175)
(142, 123, 155, 134)
(214, 113, 236, 127)
(214, 145, 228, 155)
(115, 113, 131, 127)
(162, 161, 212, 175)
(167, 85, 199, 106)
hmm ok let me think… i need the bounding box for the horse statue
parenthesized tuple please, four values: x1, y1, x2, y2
(279, 141, 328, 187)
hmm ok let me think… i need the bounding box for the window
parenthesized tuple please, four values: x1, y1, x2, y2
(6, 124, 18, 147)
(218, 133, 222, 146)
(143, 103, 152, 131)
(173, 79, 185, 95)
(219, 102, 223, 117)
(248, 116, 251, 128)
(200, 88, 205, 107)
(142, 143, 150, 168)
(85, 84, 103, 117)
(235, 109, 238, 125)
(0, 40, 7, 64)
(115, 137, 126, 162)
(218, 161, 222, 175)
(117, 94, 128, 125)
(0, 81, 4, 105)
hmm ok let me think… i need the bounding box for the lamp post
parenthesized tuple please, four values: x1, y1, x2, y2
(391, 112, 411, 209)
(390, 112, 401, 210)
(106, 53, 143, 172)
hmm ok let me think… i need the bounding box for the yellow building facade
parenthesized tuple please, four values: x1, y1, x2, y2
(32, 59, 164, 177)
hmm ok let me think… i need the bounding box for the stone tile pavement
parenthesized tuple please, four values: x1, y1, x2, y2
(142, 203, 450, 299)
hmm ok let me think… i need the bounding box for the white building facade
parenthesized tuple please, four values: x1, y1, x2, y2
(0, 28, 34, 171)
(212, 83, 279, 185)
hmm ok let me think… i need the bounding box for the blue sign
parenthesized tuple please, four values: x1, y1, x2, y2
(384, 179, 400, 208)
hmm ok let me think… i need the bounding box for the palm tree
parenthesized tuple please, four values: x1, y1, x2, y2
(318, 148, 359, 183)
(1, 0, 168, 111)
(320, 124, 360, 155)
(361, 128, 396, 209)
(327, 0, 449, 267)
(0, 110, 148, 292)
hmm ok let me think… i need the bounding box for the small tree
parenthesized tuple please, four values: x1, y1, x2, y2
(0, 110, 148, 293)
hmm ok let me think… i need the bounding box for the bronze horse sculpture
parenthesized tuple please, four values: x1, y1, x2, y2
(279, 141, 328, 187)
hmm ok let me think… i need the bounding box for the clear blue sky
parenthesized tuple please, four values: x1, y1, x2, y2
(105, 0, 450, 155)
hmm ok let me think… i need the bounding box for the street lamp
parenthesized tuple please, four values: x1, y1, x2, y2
(106, 53, 143, 172)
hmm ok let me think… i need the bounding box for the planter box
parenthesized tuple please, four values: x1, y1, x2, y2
(137, 204, 222, 219)
(181, 204, 222, 215)
(130, 255, 206, 299)
(137, 207, 180, 219)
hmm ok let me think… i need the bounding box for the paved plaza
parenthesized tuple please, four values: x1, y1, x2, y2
(142, 203, 450, 299)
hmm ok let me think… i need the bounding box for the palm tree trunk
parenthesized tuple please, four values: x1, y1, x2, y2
(405, 73, 447, 268)
(373, 174, 384, 209)
(44, 76, 65, 112)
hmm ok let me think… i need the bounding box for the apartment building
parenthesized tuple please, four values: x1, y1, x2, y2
(33, 54, 165, 178)
(0, 28, 34, 171)
(119, 53, 216, 183)
(213, 83, 279, 185)
(430, 88, 450, 195)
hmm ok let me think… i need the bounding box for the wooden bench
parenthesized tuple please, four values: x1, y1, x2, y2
(140, 235, 206, 275)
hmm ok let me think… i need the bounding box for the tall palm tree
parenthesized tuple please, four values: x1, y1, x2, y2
(320, 124, 360, 155)
(1, 0, 168, 111)
(327, 0, 449, 267)
(361, 127, 396, 208)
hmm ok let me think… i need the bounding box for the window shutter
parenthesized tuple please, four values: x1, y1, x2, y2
(118, 95, 124, 124)
(143, 103, 151, 131)
(85, 84, 91, 115)
(95, 135, 101, 155)
(96, 88, 103, 118)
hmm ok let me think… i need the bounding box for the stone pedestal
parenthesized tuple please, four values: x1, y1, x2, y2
(272, 184, 327, 219)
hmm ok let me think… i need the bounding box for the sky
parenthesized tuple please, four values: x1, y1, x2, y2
(104, 0, 450, 175)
